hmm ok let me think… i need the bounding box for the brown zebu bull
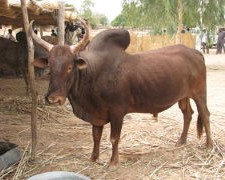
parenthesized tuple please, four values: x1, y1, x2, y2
(29, 19, 213, 165)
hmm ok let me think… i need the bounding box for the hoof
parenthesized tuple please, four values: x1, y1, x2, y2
(107, 162, 119, 171)
(175, 140, 186, 147)
(153, 116, 158, 122)
(152, 113, 158, 121)
(109, 158, 119, 167)
(206, 142, 213, 150)
(90, 156, 97, 162)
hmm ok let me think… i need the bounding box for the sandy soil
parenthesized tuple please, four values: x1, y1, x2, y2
(0, 50, 225, 179)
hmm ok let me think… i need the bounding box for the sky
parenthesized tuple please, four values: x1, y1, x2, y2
(63, 0, 122, 22)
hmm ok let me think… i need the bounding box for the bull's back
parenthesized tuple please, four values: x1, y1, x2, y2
(133, 45, 205, 86)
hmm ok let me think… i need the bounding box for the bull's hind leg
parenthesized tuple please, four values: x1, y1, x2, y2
(193, 97, 213, 148)
(176, 98, 194, 146)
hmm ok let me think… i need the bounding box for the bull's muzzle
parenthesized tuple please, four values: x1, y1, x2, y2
(45, 95, 66, 105)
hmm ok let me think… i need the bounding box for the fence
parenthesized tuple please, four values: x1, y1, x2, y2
(127, 32, 196, 53)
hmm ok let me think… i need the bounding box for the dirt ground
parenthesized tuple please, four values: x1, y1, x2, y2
(0, 49, 225, 179)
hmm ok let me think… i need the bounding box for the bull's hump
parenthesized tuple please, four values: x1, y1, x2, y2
(89, 29, 130, 51)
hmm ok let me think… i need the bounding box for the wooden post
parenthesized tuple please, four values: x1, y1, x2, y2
(20, 0, 37, 160)
(40, 27, 43, 37)
(58, 1, 65, 45)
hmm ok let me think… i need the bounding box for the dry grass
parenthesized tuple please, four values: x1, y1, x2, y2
(127, 33, 196, 53)
(1, 91, 225, 179)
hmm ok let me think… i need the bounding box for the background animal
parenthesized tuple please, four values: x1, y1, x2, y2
(0, 32, 49, 93)
(30, 19, 212, 166)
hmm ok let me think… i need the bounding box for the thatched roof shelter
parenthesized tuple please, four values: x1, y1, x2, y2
(0, 0, 78, 28)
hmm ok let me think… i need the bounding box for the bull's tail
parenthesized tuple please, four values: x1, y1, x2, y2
(196, 50, 205, 138)
(197, 115, 203, 138)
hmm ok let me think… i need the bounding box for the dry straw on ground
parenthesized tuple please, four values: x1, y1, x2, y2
(0, 90, 225, 179)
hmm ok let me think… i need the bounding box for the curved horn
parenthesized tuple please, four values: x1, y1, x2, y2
(29, 20, 53, 52)
(70, 18, 90, 53)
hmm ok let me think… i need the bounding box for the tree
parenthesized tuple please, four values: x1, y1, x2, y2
(79, 0, 109, 28)
(121, 0, 143, 28)
(80, 0, 96, 27)
(113, 0, 225, 34)
(65, 3, 77, 12)
(111, 0, 144, 28)
(199, 0, 225, 31)
(111, 14, 126, 27)
(95, 13, 108, 26)
(140, 0, 201, 33)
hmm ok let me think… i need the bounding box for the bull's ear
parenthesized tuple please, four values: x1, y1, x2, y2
(33, 58, 48, 68)
(74, 57, 87, 70)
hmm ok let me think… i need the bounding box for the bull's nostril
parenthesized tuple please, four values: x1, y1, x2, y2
(45, 95, 66, 105)
(45, 95, 56, 104)
(45, 95, 50, 104)
(57, 98, 62, 105)
(57, 97, 66, 105)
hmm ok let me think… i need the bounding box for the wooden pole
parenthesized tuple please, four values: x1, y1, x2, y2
(58, 1, 65, 45)
(20, 0, 37, 160)
(40, 27, 43, 37)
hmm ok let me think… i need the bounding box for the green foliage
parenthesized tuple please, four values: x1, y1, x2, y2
(121, 0, 143, 27)
(201, 0, 225, 30)
(80, 0, 94, 12)
(111, 14, 126, 27)
(79, 0, 109, 28)
(112, 0, 225, 34)
(80, 0, 94, 25)
(65, 3, 76, 12)
(37, 0, 108, 28)
(95, 13, 108, 26)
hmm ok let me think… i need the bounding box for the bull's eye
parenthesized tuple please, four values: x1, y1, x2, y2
(67, 65, 73, 73)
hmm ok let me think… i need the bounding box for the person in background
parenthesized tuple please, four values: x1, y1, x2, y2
(201, 29, 209, 54)
(65, 23, 74, 45)
(216, 28, 225, 54)
(5, 29, 16, 42)
(34, 29, 38, 34)
(51, 29, 57, 37)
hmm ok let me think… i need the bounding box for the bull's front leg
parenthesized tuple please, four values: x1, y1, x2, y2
(109, 116, 123, 166)
(91, 125, 103, 162)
